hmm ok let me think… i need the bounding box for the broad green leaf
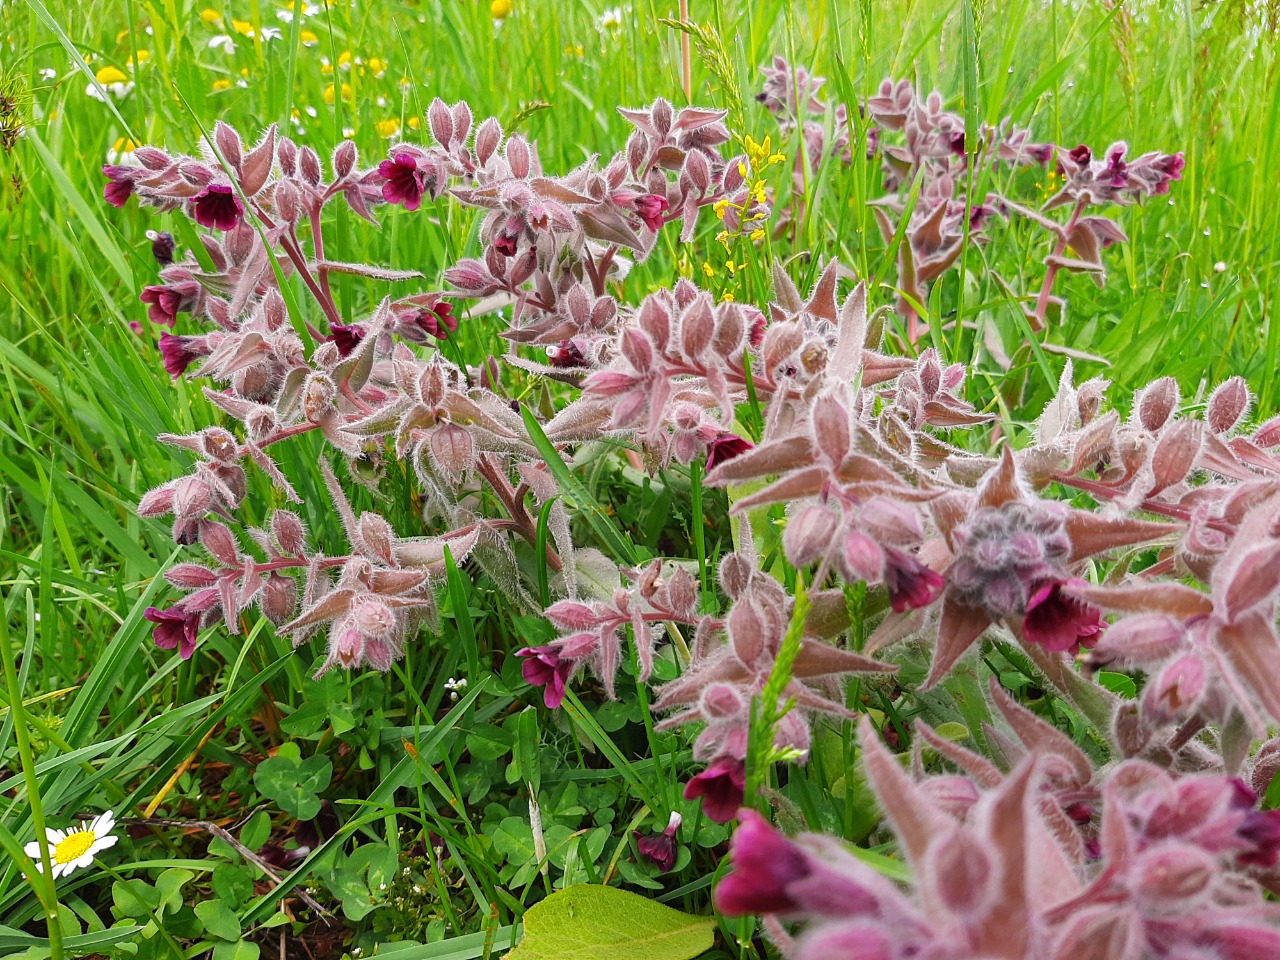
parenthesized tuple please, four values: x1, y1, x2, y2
(194, 900, 242, 942)
(504, 884, 713, 960)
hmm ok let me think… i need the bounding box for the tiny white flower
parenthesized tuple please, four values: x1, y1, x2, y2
(24, 811, 119, 879)
(600, 6, 623, 29)
(260, 27, 283, 41)
(39, 68, 57, 81)
(208, 35, 237, 55)
(1214, 261, 1227, 273)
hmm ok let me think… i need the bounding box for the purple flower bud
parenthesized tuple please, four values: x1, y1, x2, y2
(378, 151, 431, 211)
(191, 184, 244, 231)
(148, 230, 177, 265)
(706, 433, 753, 471)
(145, 601, 203, 659)
(518, 645, 574, 709)
(684, 755, 746, 824)
(328, 323, 366, 357)
(546, 339, 586, 368)
(1021, 579, 1105, 653)
(1068, 144, 1092, 166)
(634, 811, 682, 873)
(715, 809, 810, 915)
(102, 165, 137, 208)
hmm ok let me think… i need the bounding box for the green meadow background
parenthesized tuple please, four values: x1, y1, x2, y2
(0, 0, 1277, 953)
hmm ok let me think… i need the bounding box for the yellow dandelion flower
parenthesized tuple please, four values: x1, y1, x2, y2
(199, 8, 222, 25)
(212, 78, 233, 91)
(300, 30, 319, 46)
(491, 0, 514, 19)
(375, 118, 400, 138)
(95, 65, 129, 85)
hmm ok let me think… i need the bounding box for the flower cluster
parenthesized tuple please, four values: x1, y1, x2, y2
(756, 60, 1184, 339)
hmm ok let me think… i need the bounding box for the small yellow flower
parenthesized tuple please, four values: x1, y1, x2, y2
(750, 227, 766, 242)
(701, 262, 715, 278)
(212, 78, 233, 91)
(129, 50, 150, 65)
(337, 50, 353, 71)
(199, 8, 222, 25)
(407, 115, 421, 130)
(323, 82, 353, 105)
(300, 30, 319, 46)
(320, 61, 334, 76)
(720, 291, 736, 302)
(112, 137, 137, 153)
(491, 0, 514, 19)
(25, 812, 118, 879)
(737, 160, 749, 179)
(94, 65, 129, 85)
(230, 18, 254, 36)
(563, 44, 584, 58)
(713, 197, 731, 220)
(239, 66, 250, 78)
(368, 57, 387, 77)
(375, 117, 400, 138)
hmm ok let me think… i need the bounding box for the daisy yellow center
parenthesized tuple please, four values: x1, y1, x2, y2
(53, 829, 96, 864)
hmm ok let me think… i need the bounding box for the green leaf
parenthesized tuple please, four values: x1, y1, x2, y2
(1097, 671, 1138, 699)
(505, 884, 713, 960)
(211, 940, 260, 960)
(254, 754, 332, 819)
(194, 901, 242, 942)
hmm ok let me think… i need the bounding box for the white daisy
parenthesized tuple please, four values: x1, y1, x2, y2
(24, 811, 119, 878)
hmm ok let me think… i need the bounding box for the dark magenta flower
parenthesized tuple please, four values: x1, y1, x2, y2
(1104, 143, 1129, 188)
(329, 323, 366, 357)
(633, 193, 670, 232)
(547, 339, 586, 368)
(948, 131, 966, 156)
(158, 333, 208, 378)
(102, 165, 137, 208)
(684, 756, 746, 823)
(378, 152, 429, 211)
(715, 809, 810, 915)
(1154, 152, 1186, 194)
(883, 548, 945, 614)
(1022, 579, 1104, 653)
(140, 283, 196, 328)
(1229, 780, 1280, 868)
(1068, 144, 1092, 166)
(191, 184, 244, 231)
(494, 228, 520, 257)
(706, 433, 753, 472)
(634, 812, 682, 873)
(145, 602, 202, 659)
(412, 302, 458, 341)
(518, 645, 573, 709)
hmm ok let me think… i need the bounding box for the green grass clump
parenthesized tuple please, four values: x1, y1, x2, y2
(0, 0, 1277, 956)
